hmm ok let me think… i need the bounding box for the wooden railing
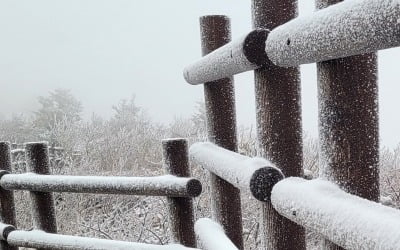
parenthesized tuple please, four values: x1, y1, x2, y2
(0, 0, 399, 249)
(183, 0, 400, 249)
(0, 140, 201, 249)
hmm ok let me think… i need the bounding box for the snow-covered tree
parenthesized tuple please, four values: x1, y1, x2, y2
(33, 89, 82, 130)
(33, 89, 82, 144)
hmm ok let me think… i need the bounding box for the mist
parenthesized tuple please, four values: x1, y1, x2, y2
(1, 0, 399, 147)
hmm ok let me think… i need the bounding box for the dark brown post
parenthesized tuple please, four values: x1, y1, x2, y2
(199, 15, 244, 249)
(25, 142, 57, 238)
(251, 1, 306, 249)
(316, 1, 379, 249)
(162, 138, 197, 248)
(0, 142, 17, 250)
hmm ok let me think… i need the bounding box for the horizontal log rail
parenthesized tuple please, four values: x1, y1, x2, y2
(0, 140, 200, 249)
(266, 0, 400, 66)
(183, 0, 400, 83)
(183, 29, 269, 84)
(194, 218, 238, 250)
(189, 142, 284, 201)
(271, 177, 400, 250)
(0, 225, 197, 250)
(0, 223, 15, 241)
(0, 171, 202, 198)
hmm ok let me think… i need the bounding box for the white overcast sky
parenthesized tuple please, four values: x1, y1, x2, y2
(0, 0, 399, 147)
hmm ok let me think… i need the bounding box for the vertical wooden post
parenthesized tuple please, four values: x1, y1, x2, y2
(316, 1, 379, 249)
(25, 142, 57, 239)
(0, 142, 17, 250)
(199, 15, 244, 249)
(162, 138, 197, 248)
(251, 1, 306, 249)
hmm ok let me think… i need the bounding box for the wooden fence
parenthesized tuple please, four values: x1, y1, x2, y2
(183, 0, 400, 249)
(0, 140, 205, 250)
(0, 0, 399, 249)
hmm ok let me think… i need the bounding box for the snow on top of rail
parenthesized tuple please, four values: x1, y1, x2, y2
(0, 173, 201, 197)
(190, 142, 275, 188)
(2, 173, 186, 188)
(194, 218, 238, 250)
(183, 32, 252, 85)
(266, 0, 400, 66)
(190, 142, 283, 201)
(271, 178, 400, 249)
(24, 141, 48, 146)
(10, 149, 25, 154)
(183, 29, 269, 85)
(7, 230, 197, 250)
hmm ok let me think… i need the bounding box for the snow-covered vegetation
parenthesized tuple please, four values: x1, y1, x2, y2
(0, 89, 399, 249)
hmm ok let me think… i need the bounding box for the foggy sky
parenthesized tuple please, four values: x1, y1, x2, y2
(0, 0, 399, 147)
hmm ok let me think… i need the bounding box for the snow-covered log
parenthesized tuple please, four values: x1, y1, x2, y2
(271, 177, 400, 250)
(6, 230, 198, 250)
(183, 29, 269, 84)
(194, 218, 238, 250)
(266, 0, 400, 66)
(0, 223, 15, 241)
(0, 173, 202, 197)
(183, 0, 399, 83)
(190, 142, 284, 201)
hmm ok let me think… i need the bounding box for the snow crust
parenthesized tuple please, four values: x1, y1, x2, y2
(266, 0, 400, 66)
(7, 230, 197, 250)
(189, 142, 280, 192)
(271, 177, 400, 249)
(194, 218, 238, 250)
(0, 173, 197, 197)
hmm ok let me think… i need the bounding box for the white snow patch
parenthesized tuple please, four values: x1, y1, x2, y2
(10, 149, 25, 154)
(266, 0, 400, 66)
(1, 173, 196, 197)
(194, 218, 238, 250)
(7, 230, 196, 250)
(271, 178, 400, 250)
(183, 31, 262, 84)
(189, 142, 280, 192)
